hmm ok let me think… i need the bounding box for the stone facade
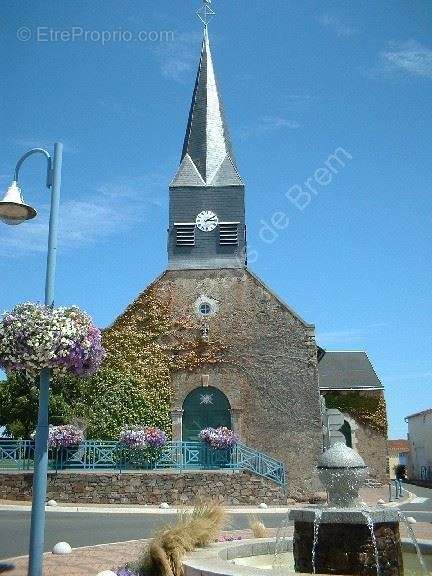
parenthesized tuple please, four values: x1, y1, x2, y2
(0, 470, 289, 505)
(355, 420, 388, 482)
(322, 389, 388, 482)
(151, 267, 323, 497)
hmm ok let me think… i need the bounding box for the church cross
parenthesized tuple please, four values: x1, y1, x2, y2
(197, 0, 215, 26)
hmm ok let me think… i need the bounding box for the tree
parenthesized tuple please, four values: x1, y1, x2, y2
(0, 373, 79, 438)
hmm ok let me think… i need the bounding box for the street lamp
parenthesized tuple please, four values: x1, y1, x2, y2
(0, 143, 63, 576)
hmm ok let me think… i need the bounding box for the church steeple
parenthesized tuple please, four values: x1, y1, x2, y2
(167, 5, 246, 271)
(170, 27, 243, 188)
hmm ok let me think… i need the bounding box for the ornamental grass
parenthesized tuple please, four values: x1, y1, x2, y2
(249, 516, 268, 539)
(125, 502, 226, 576)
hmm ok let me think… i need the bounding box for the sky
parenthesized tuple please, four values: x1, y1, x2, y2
(0, 1, 431, 439)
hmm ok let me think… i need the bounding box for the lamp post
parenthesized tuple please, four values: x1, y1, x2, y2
(0, 143, 63, 576)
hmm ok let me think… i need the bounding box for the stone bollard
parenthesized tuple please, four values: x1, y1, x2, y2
(52, 542, 72, 555)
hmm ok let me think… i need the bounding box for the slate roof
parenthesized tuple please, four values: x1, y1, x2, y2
(318, 351, 383, 391)
(170, 27, 243, 188)
(405, 408, 432, 420)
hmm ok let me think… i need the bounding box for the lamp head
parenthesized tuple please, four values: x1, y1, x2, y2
(0, 181, 37, 225)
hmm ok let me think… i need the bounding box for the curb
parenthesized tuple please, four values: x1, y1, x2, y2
(0, 503, 292, 515)
(0, 490, 414, 515)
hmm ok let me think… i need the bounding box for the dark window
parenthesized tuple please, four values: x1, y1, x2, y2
(199, 302, 212, 316)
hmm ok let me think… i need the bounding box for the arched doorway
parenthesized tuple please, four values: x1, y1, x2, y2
(182, 386, 232, 441)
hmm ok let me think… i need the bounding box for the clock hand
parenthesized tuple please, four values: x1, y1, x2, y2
(205, 216, 217, 222)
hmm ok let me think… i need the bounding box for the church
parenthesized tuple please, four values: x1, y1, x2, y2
(108, 21, 388, 496)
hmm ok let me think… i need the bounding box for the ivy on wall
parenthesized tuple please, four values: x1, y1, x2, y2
(0, 287, 226, 439)
(70, 287, 226, 439)
(323, 391, 387, 434)
(71, 368, 172, 440)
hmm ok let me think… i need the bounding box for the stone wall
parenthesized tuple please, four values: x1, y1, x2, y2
(322, 389, 388, 482)
(0, 470, 289, 505)
(356, 422, 388, 482)
(153, 268, 323, 497)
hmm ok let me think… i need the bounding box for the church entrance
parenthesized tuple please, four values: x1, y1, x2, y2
(182, 386, 232, 441)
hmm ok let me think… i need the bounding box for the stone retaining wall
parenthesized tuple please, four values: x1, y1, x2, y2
(0, 469, 290, 505)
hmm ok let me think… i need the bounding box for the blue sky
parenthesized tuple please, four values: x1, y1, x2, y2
(0, 1, 431, 438)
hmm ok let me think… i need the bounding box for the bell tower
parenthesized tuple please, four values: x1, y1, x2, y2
(168, 18, 246, 270)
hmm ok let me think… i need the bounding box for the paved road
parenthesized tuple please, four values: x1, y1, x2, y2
(0, 483, 430, 561)
(0, 511, 286, 560)
(398, 483, 432, 523)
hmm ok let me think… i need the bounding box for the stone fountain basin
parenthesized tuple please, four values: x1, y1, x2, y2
(182, 537, 432, 576)
(289, 507, 400, 524)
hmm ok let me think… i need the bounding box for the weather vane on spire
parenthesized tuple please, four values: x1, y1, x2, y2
(197, 0, 215, 26)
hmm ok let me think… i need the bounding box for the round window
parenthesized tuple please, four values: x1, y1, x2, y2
(195, 296, 218, 318)
(199, 302, 212, 316)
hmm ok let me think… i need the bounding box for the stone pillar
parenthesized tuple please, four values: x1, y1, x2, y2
(230, 408, 242, 435)
(171, 408, 184, 442)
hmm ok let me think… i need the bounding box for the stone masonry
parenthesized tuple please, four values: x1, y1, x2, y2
(0, 470, 289, 505)
(151, 267, 323, 497)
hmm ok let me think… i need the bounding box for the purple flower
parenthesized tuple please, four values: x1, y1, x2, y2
(0, 302, 105, 378)
(45, 425, 84, 449)
(116, 567, 140, 576)
(119, 426, 166, 449)
(200, 427, 239, 449)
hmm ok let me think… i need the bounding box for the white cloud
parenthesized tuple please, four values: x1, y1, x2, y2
(317, 14, 356, 38)
(317, 323, 387, 346)
(152, 31, 201, 82)
(0, 174, 168, 258)
(380, 41, 432, 79)
(238, 116, 301, 140)
(260, 117, 301, 130)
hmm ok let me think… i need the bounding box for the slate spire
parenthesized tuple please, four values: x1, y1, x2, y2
(170, 27, 243, 188)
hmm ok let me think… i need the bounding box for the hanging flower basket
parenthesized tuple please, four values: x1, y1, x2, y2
(0, 302, 105, 378)
(199, 426, 239, 450)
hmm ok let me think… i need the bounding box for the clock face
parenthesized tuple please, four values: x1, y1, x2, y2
(196, 210, 219, 232)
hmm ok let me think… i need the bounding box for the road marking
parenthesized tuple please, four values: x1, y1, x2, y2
(410, 497, 429, 504)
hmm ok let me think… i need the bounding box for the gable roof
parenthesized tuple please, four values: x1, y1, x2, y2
(388, 439, 409, 453)
(318, 351, 383, 391)
(405, 408, 432, 420)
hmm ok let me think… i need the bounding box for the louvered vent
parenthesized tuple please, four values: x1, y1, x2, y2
(219, 222, 239, 246)
(175, 224, 195, 246)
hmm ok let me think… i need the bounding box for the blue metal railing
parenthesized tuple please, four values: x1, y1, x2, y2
(0, 439, 286, 486)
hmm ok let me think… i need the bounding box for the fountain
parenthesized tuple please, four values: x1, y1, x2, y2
(180, 442, 431, 576)
(288, 443, 404, 576)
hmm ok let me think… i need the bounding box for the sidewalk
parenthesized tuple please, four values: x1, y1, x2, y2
(0, 485, 409, 514)
(0, 486, 424, 576)
(3, 522, 432, 576)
